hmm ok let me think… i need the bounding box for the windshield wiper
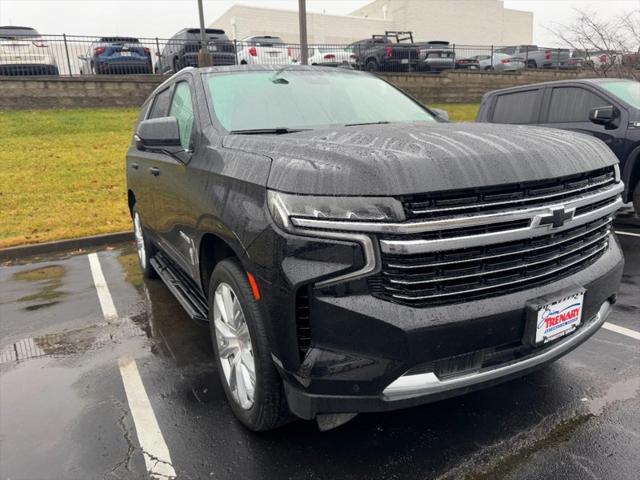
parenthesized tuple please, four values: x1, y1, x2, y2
(344, 121, 391, 127)
(229, 128, 309, 135)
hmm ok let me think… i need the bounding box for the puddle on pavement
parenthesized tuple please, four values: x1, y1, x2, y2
(0, 317, 155, 364)
(117, 248, 143, 291)
(13, 264, 68, 311)
(587, 376, 640, 416)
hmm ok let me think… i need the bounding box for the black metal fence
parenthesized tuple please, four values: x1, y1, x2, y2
(0, 33, 633, 77)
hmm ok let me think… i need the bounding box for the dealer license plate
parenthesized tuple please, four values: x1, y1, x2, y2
(401, 58, 409, 64)
(535, 291, 584, 344)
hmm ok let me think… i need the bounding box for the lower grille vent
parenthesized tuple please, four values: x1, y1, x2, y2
(295, 286, 311, 361)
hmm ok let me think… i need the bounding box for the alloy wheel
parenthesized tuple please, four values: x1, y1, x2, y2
(133, 212, 146, 269)
(214, 282, 256, 410)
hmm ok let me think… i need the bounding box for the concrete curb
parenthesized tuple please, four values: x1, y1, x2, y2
(0, 231, 134, 262)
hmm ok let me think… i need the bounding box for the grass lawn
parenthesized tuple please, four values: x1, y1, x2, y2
(0, 108, 139, 248)
(0, 104, 479, 249)
(430, 103, 479, 122)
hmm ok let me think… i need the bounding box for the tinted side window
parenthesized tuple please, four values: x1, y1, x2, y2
(491, 90, 539, 124)
(169, 82, 195, 150)
(148, 87, 172, 119)
(547, 87, 607, 123)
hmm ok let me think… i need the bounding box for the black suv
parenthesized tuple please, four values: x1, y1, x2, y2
(127, 65, 623, 431)
(156, 28, 236, 74)
(477, 79, 640, 213)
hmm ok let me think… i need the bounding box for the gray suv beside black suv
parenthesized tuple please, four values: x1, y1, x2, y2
(477, 78, 640, 213)
(127, 65, 623, 431)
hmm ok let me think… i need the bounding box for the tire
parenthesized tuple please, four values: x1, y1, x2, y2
(633, 184, 640, 216)
(132, 205, 157, 279)
(365, 59, 378, 72)
(208, 258, 291, 431)
(527, 59, 537, 69)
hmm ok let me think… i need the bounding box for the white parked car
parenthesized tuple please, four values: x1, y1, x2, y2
(308, 47, 356, 67)
(237, 35, 291, 65)
(476, 53, 525, 72)
(0, 26, 58, 75)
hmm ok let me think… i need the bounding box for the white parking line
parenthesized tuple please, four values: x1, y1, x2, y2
(119, 357, 177, 480)
(603, 322, 640, 341)
(615, 230, 640, 238)
(88, 253, 176, 479)
(88, 252, 118, 320)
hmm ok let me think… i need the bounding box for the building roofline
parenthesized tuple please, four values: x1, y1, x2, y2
(212, 3, 392, 22)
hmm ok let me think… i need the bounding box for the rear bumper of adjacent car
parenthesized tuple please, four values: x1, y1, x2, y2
(182, 52, 236, 67)
(259, 235, 623, 420)
(95, 58, 151, 74)
(0, 62, 58, 75)
(418, 60, 455, 71)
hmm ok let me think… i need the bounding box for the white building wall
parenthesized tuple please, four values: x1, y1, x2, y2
(211, 5, 391, 44)
(210, 0, 533, 46)
(351, 0, 533, 45)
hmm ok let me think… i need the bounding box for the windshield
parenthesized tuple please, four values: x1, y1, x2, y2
(206, 70, 435, 132)
(600, 81, 640, 109)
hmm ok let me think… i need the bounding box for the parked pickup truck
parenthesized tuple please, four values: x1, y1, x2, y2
(347, 31, 420, 72)
(127, 65, 623, 432)
(496, 45, 571, 69)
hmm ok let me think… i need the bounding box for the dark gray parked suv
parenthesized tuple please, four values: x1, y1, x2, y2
(127, 65, 623, 431)
(477, 79, 640, 213)
(156, 28, 236, 74)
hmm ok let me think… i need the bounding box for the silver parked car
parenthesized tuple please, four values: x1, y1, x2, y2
(477, 53, 525, 72)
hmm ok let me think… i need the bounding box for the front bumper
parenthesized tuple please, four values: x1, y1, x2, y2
(283, 299, 614, 418)
(256, 235, 623, 419)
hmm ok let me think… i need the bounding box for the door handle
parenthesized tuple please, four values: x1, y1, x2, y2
(131, 163, 139, 170)
(149, 167, 160, 176)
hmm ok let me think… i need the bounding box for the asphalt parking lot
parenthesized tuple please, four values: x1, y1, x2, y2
(1, 210, 639, 480)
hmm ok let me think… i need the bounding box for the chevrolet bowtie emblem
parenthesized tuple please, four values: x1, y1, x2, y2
(538, 206, 575, 228)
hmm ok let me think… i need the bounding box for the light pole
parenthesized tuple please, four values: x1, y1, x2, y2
(197, 0, 213, 67)
(298, 0, 308, 65)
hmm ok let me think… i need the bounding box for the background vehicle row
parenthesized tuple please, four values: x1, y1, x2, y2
(7, 25, 634, 76)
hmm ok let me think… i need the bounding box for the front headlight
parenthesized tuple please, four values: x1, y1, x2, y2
(267, 190, 405, 231)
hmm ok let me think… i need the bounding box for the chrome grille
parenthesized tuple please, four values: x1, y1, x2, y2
(369, 216, 612, 306)
(401, 166, 616, 220)
(368, 166, 623, 307)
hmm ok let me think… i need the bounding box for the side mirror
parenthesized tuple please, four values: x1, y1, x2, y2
(78, 55, 86, 60)
(589, 105, 619, 126)
(136, 117, 181, 148)
(431, 108, 449, 121)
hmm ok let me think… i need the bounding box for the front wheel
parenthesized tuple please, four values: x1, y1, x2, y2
(132, 205, 157, 278)
(208, 259, 291, 431)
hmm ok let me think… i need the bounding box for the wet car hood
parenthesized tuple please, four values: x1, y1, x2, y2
(221, 122, 618, 196)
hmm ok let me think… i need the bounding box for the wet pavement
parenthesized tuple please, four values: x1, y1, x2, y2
(1, 211, 639, 480)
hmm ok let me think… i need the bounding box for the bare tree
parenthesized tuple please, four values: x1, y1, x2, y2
(547, 9, 640, 79)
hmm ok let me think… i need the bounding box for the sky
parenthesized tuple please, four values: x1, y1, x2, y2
(0, 0, 638, 45)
